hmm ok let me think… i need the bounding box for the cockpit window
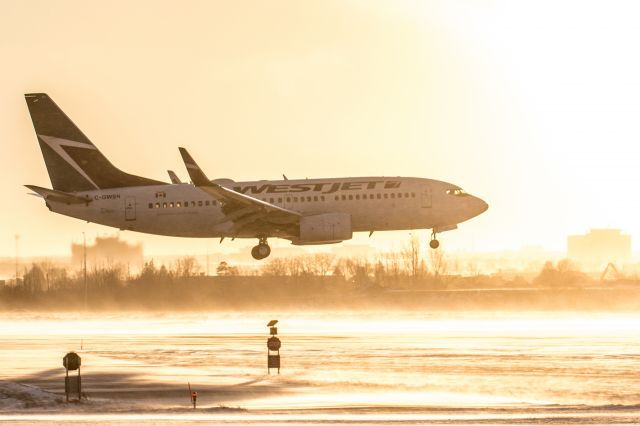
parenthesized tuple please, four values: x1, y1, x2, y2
(446, 188, 468, 197)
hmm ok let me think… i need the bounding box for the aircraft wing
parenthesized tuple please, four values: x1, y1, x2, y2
(178, 148, 301, 234)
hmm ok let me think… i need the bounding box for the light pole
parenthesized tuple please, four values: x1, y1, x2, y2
(14, 234, 19, 284)
(83, 232, 87, 311)
(206, 246, 210, 276)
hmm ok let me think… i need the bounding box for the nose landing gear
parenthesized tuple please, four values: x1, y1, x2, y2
(251, 237, 271, 260)
(429, 230, 440, 250)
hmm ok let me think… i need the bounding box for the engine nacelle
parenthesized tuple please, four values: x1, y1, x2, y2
(296, 212, 352, 244)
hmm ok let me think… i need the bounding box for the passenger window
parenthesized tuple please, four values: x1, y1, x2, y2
(176, 202, 181, 207)
(294, 197, 298, 202)
(205, 200, 210, 206)
(198, 200, 203, 207)
(349, 195, 353, 200)
(148, 203, 153, 209)
(398, 193, 402, 198)
(411, 192, 416, 198)
(277, 198, 282, 203)
(270, 198, 274, 203)
(391, 193, 395, 199)
(162, 202, 167, 208)
(286, 197, 290, 202)
(334, 196, 339, 201)
(321, 196, 325, 201)
(384, 193, 388, 199)
(341, 195, 346, 201)
(169, 202, 174, 207)
(355, 194, 360, 200)
(377, 194, 381, 199)
(314, 196, 318, 202)
(307, 196, 312, 202)
(405, 193, 409, 198)
(155, 203, 160, 208)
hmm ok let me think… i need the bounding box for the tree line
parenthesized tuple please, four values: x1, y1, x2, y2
(5, 239, 595, 292)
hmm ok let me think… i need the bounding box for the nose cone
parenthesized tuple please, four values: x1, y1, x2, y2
(466, 196, 488, 221)
(477, 198, 489, 214)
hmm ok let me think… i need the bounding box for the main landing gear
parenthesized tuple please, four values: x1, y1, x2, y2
(251, 237, 271, 260)
(429, 230, 440, 250)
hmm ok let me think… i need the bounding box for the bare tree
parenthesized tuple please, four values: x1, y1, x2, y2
(533, 259, 587, 288)
(175, 256, 201, 278)
(341, 257, 372, 284)
(313, 253, 336, 276)
(429, 248, 448, 283)
(23, 264, 46, 294)
(382, 251, 402, 282)
(299, 255, 318, 276)
(401, 234, 423, 279)
(374, 260, 387, 286)
(262, 257, 287, 276)
(285, 256, 304, 276)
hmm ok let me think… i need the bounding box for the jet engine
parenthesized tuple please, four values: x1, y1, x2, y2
(294, 212, 352, 245)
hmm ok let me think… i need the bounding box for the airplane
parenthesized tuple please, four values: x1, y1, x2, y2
(24, 93, 488, 260)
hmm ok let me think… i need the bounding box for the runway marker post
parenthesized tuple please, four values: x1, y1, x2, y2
(63, 352, 82, 402)
(188, 382, 197, 409)
(267, 320, 281, 374)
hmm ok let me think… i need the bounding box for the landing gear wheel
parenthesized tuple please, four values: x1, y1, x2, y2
(257, 243, 271, 259)
(429, 230, 440, 250)
(251, 246, 261, 259)
(251, 239, 271, 260)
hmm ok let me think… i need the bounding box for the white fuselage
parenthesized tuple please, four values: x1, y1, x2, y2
(46, 176, 487, 241)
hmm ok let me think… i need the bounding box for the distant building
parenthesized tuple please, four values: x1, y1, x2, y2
(567, 229, 631, 268)
(71, 236, 143, 269)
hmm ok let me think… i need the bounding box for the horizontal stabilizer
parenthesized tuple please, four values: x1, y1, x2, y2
(25, 185, 91, 205)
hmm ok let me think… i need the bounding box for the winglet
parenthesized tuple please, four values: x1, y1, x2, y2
(178, 147, 212, 186)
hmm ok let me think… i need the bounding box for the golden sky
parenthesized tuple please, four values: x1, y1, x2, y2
(1, 0, 640, 257)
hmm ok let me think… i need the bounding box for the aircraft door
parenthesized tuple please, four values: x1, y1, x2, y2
(421, 184, 432, 208)
(125, 197, 136, 221)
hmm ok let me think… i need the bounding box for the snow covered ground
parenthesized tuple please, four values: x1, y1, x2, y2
(2, 312, 640, 424)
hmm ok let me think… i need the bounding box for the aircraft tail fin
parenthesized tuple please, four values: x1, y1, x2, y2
(24, 93, 165, 192)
